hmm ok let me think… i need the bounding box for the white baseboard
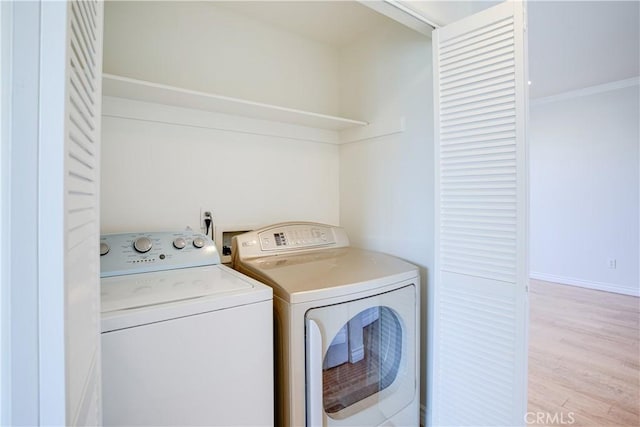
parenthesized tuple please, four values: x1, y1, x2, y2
(530, 272, 639, 297)
(349, 345, 365, 363)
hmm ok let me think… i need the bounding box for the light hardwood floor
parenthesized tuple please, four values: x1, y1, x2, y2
(528, 279, 640, 426)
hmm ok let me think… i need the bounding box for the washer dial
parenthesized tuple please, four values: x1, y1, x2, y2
(193, 236, 206, 249)
(173, 237, 187, 249)
(100, 242, 110, 256)
(133, 237, 153, 253)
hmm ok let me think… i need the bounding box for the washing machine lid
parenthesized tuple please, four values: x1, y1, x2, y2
(101, 264, 271, 332)
(237, 247, 418, 304)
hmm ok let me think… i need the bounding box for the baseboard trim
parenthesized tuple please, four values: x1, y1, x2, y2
(530, 272, 640, 297)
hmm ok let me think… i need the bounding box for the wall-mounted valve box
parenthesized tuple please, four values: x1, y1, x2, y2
(214, 224, 257, 264)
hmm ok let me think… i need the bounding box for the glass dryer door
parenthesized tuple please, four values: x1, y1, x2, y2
(305, 284, 416, 426)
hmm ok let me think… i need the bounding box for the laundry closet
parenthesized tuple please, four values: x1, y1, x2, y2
(100, 1, 435, 412)
(97, 0, 531, 425)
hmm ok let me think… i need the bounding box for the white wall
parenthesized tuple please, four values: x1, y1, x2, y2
(100, 101, 340, 233)
(530, 81, 640, 295)
(101, 1, 343, 233)
(103, 1, 340, 116)
(338, 20, 433, 415)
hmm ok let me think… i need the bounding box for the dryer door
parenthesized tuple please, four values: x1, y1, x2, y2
(305, 284, 417, 427)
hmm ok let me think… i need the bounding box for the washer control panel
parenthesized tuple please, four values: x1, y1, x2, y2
(100, 230, 220, 277)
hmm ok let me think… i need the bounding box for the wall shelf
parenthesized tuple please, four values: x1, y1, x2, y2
(102, 74, 368, 131)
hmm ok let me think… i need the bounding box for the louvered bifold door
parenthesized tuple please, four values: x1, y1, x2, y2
(66, 1, 104, 425)
(38, 0, 104, 425)
(432, 1, 528, 426)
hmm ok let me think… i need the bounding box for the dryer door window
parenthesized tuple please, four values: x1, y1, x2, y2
(305, 284, 416, 426)
(322, 306, 402, 414)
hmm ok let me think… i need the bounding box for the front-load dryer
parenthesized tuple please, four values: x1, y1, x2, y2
(100, 230, 273, 426)
(232, 222, 420, 427)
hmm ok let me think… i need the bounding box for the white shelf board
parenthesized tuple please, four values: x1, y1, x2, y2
(102, 74, 368, 131)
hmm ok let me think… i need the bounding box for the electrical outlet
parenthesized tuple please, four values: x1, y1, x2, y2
(608, 259, 617, 269)
(200, 208, 213, 235)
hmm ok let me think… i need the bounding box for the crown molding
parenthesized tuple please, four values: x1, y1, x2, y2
(531, 76, 640, 107)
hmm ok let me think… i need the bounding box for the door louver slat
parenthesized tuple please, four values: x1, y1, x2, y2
(439, 17, 513, 50)
(441, 67, 515, 92)
(440, 60, 515, 87)
(441, 95, 516, 117)
(440, 81, 515, 106)
(441, 40, 514, 71)
(441, 73, 514, 98)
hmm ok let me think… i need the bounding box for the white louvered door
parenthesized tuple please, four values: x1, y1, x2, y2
(432, 1, 528, 426)
(39, 1, 104, 425)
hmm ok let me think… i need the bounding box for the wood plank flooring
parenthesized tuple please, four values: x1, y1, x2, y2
(528, 279, 640, 426)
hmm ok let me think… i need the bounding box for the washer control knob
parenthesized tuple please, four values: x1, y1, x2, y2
(100, 242, 110, 256)
(173, 237, 187, 249)
(133, 237, 153, 253)
(193, 236, 206, 249)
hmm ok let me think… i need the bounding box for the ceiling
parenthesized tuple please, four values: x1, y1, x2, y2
(215, 1, 394, 47)
(410, 0, 640, 98)
(215, 1, 639, 99)
(527, 1, 640, 99)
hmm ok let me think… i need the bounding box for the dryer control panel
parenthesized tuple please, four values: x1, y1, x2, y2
(232, 222, 350, 260)
(100, 230, 220, 277)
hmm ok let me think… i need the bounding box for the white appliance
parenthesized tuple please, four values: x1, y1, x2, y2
(100, 230, 273, 426)
(232, 222, 420, 427)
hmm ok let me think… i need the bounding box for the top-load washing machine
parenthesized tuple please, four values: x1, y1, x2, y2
(232, 222, 420, 427)
(100, 230, 273, 426)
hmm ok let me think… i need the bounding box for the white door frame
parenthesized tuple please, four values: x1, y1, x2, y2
(2, 2, 43, 424)
(0, 1, 12, 423)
